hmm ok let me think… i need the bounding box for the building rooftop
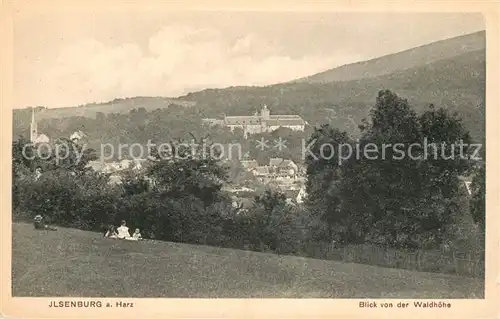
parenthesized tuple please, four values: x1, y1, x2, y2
(221, 107, 306, 126)
(108, 175, 122, 185)
(266, 118, 305, 126)
(224, 116, 261, 125)
(241, 160, 259, 169)
(34, 134, 50, 144)
(269, 158, 284, 167)
(269, 114, 301, 119)
(252, 166, 270, 175)
(86, 161, 104, 172)
(224, 117, 306, 126)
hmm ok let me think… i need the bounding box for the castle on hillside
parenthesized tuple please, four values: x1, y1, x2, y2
(202, 105, 306, 138)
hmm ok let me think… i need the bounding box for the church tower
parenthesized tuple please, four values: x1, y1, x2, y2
(30, 108, 38, 143)
(261, 104, 270, 120)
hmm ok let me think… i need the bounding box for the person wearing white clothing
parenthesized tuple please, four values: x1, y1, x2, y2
(132, 228, 142, 240)
(116, 220, 131, 239)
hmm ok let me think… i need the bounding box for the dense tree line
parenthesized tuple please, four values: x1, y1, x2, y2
(12, 134, 305, 254)
(305, 90, 484, 251)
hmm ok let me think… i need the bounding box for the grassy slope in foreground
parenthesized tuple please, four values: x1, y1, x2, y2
(12, 223, 484, 298)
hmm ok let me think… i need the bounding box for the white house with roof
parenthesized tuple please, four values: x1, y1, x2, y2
(296, 185, 307, 204)
(70, 130, 86, 142)
(202, 118, 225, 127)
(108, 175, 123, 185)
(269, 158, 299, 179)
(240, 159, 259, 170)
(243, 158, 301, 183)
(34, 134, 50, 144)
(86, 158, 147, 174)
(269, 158, 298, 171)
(458, 175, 474, 195)
(250, 165, 271, 183)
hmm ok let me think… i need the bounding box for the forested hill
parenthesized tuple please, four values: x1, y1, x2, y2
(17, 97, 196, 121)
(291, 31, 485, 84)
(179, 49, 485, 143)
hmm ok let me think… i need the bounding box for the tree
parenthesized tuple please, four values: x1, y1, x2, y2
(120, 169, 151, 196)
(249, 189, 298, 253)
(225, 159, 247, 185)
(147, 138, 227, 208)
(11, 136, 117, 229)
(12, 137, 36, 218)
(338, 90, 473, 249)
(304, 124, 351, 243)
(418, 105, 473, 197)
(38, 138, 98, 176)
(470, 164, 485, 232)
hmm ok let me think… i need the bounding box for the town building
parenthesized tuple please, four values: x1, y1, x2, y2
(269, 158, 299, 176)
(201, 118, 225, 127)
(296, 185, 307, 204)
(250, 166, 271, 183)
(86, 158, 146, 174)
(244, 158, 302, 185)
(458, 175, 474, 196)
(70, 130, 86, 142)
(240, 160, 259, 170)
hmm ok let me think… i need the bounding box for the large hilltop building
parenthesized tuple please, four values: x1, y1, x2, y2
(203, 105, 306, 138)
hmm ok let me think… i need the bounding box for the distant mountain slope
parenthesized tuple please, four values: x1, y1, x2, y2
(26, 97, 196, 121)
(181, 49, 485, 142)
(292, 31, 485, 84)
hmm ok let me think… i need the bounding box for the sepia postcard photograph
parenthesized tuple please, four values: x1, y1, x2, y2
(1, 0, 499, 318)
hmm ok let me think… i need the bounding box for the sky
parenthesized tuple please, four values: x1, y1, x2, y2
(13, 11, 485, 109)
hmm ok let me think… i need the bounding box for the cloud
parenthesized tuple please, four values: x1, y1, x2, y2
(40, 25, 360, 107)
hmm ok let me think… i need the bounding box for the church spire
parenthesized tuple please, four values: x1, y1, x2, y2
(30, 108, 38, 143)
(261, 104, 270, 120)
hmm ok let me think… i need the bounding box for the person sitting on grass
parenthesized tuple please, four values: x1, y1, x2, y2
(124, 228, 142, 241)
(34, 166, 42, 181)
(33, 215, 57, 231)
(116, 220, 131, 239)
(104, 225, 118, 239)
(132, 228, 142, 240)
